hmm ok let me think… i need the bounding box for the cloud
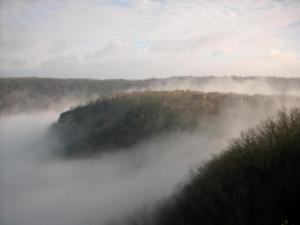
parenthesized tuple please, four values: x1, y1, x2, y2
(0, 0, 300, 78)
(270, 48, 300, 62)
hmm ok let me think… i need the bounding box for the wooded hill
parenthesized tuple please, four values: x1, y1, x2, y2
(51, 91, 299, 157)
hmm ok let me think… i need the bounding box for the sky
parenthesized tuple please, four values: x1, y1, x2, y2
(0, 0, 300, 79)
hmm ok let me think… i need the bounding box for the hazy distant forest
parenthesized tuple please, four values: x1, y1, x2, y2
(1, 76, 300, 114)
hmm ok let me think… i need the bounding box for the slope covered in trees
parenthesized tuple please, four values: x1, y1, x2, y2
(51, 91, 299, 157)
(129, 108, 300, 225)
(0, 77, 147, 114)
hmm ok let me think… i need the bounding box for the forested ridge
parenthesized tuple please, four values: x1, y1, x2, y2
(51, 90, 299, 157)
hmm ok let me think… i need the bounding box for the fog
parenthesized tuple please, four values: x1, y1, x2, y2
(0, 111, 225, 225)
(0, 96, 299, 225)
(133, 77, 300, 96)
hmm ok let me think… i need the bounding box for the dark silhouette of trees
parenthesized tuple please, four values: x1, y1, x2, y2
(51, 90, 293, 157)
(132, 108, 300, 225)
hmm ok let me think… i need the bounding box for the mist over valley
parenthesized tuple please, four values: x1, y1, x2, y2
(1, 76, 300, 225)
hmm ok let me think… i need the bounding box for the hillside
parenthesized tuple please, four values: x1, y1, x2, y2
(129, 108, 300, 225)
(51, 91, 299, 157)
(1, 76, 300, 114)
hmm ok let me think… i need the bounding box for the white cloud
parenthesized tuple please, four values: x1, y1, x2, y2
(0, 0, 300, 78)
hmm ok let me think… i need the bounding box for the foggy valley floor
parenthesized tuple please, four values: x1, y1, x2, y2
(0, 77, 299, 225)
(0, 111, 228, 225)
